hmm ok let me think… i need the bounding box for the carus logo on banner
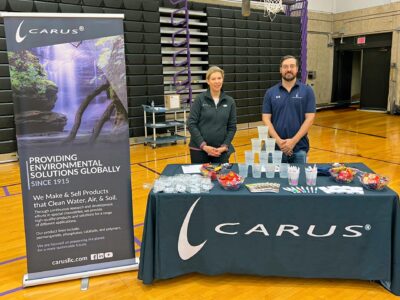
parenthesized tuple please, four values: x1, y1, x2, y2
(178, 198, 373, 260)
(15, 20, 85, 43)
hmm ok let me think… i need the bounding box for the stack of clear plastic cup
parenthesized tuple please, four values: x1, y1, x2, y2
(288, 165, 300, 186)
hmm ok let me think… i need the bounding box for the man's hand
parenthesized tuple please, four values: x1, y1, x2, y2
(280, 138, 296, 153)
(276, 138, 291, 155)
(276, 138, 285, 151)
(278, 139, 295, 156)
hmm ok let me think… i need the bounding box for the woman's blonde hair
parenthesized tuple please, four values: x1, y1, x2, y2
(206, 66, 224, 80)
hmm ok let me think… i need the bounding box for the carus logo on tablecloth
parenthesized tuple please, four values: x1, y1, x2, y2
(178, 197, 207, 260)
(178, 198, 372, 260)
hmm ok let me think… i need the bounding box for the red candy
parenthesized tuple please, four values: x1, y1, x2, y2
(218, 171, 244, 190)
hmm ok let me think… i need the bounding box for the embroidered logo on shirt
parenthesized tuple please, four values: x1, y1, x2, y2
(275, 95, 281, 99)
(292, 93, 303, 99)
(223, 104, 228, 107)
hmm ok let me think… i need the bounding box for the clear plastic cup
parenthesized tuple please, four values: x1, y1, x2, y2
(175, 183, 187, 193)
(153, 181, 164, 193)
(279, 163, 289, 178)
(238, 163, 248, 178)
(265, 138, 276, 152)
(305, 169, 317, 186)
(164, 186, 176, 193)
(259, 151, 268, 166)
(288, 169, 300, 186)
(265, 163, 275, 178)
(245, 150, 254, 166)
(252, 163, 262, 178)
(189, 185, 201, 194)
(257, 126, 269, 141)
(251, 138, 262, 154)
(200, 177, 213, 192)
(272, 150, 283, 164)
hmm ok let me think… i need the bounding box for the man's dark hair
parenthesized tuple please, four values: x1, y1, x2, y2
(280, 55, 299, 67)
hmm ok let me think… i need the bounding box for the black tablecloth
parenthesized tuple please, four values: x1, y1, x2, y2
(138, 163, 400, 295)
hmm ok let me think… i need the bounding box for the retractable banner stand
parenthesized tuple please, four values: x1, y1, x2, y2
(1, 13, 137, 286)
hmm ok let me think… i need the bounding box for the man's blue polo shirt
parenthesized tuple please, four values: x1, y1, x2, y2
(262, 80, 316, 153)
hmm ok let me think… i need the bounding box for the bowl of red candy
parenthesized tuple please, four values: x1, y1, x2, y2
(217, 171, 244, 191)
(359, 173, 389, 191)
(329, 166, 357, 183)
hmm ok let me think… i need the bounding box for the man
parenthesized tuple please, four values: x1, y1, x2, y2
(262, 55, 316, 163)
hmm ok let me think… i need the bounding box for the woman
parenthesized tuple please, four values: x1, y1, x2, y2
(188, 66, 237, 163)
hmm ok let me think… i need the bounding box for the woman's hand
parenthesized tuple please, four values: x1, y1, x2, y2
(204, 145, 221, 157)
(216, 146, 228, 154)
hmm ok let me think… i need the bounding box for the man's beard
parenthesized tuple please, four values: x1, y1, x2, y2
(282, 72, 296, 82)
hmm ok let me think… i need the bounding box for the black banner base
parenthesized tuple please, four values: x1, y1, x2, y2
(23, 258, 139, 287)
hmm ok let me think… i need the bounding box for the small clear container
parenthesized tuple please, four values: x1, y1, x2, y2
(189, 185, 201, 194)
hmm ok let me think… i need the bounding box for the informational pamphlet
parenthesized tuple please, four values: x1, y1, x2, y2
(245, 182, 280, 193)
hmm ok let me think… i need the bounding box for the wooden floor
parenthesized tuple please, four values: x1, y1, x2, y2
(1, 107, 399, 299)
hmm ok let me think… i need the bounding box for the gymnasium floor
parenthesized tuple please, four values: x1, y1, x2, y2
(1, 107, 399, 299)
